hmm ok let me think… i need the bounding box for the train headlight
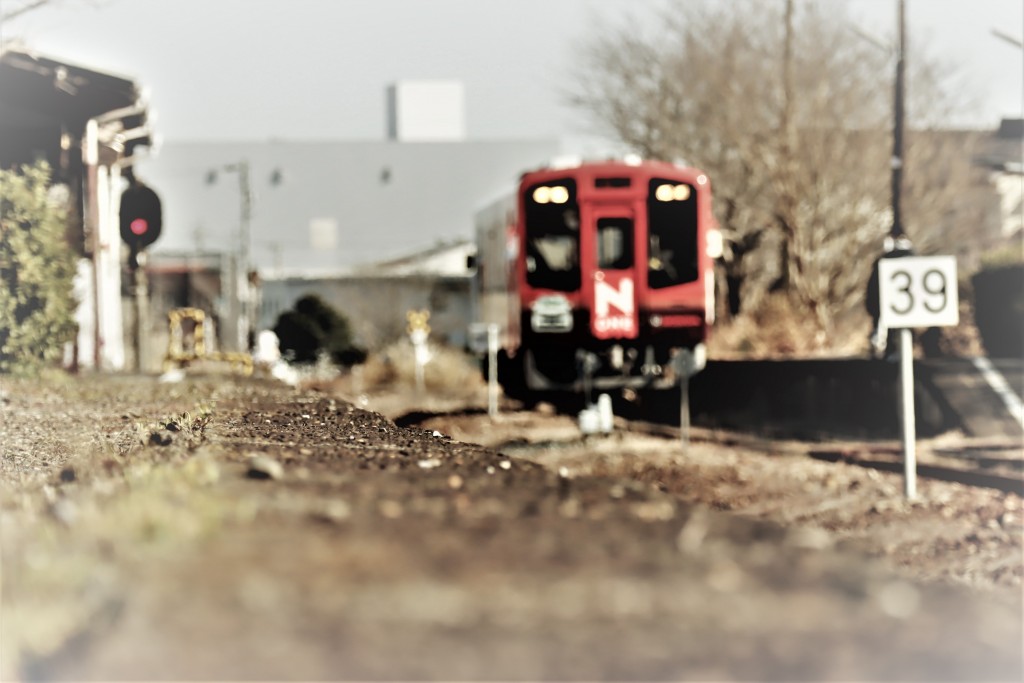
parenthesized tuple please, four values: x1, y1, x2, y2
(549, 185, 569, 204)
(532, 185, 570, 205)
(655, 184, 692, 202)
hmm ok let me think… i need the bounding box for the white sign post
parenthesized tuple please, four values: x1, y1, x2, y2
(878, 255, 959, 499)
(487, 324, 499, 418)
(406, 309, 431, 395)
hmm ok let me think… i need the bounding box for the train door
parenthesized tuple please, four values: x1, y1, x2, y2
(587, 209, 640, 340)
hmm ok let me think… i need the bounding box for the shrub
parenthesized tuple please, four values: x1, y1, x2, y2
(272, 294, 365, 365)
(0, 162, 78, 374)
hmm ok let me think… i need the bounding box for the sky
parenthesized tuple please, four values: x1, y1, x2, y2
(2, 0, 1022, 150)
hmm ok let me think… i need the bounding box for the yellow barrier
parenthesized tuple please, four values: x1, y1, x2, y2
(163, 308, 253, 376)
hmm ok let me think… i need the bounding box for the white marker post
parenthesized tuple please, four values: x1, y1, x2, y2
(878, 255, 959, 499)
(487, 324, 499, 418)
(676, 345, 706, 448)
(406, 309, 431, 395)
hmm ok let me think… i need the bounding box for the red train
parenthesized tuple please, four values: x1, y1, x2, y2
(471, 158, 719, 400)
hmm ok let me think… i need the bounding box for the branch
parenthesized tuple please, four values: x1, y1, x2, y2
(1, 0, 56, 22)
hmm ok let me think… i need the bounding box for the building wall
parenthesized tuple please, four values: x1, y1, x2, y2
(261, 274, 472, 350)
(387, 81, 466, 142)
(135, 139, 559, 275)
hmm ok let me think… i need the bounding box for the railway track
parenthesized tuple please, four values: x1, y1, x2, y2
(618, 418, 1024, 497)
(394, 402, 1023, 497)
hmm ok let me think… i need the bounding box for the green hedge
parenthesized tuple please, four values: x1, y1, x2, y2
(0, 163, 78, 374)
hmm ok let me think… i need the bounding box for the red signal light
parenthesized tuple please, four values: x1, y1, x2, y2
(120, 184, 162, 250)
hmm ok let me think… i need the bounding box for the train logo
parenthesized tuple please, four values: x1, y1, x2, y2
(593, 275, 637, 338)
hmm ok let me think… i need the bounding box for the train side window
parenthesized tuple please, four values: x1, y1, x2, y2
(647, 178, 699, 288)
(596, 218, 633, 270)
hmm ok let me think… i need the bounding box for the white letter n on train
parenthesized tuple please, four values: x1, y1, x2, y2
(593, 277, 637, 338)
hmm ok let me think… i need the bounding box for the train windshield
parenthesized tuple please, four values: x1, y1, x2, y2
(646, 178, 699, 288)
(523, 179, 581, 291)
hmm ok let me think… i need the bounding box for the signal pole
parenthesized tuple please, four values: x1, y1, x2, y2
(209, 161, 254, 352)
(891, 0, 906, 239)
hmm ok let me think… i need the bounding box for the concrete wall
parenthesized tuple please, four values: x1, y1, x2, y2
(261, 275, 472, 349)
(686, 359, 1020, 440)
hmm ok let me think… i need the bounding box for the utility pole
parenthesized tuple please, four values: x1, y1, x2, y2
(891, 0, 906, 239)
(211, 161, 253, 352)
(227, 161, 254, 351)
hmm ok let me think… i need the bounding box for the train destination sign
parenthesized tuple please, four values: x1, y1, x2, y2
(878, 255, 959, 329)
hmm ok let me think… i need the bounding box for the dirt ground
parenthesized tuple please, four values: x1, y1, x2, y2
(1, 368, 1022, 681)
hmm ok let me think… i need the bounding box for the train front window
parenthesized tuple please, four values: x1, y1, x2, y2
(597, 218, 633, 270)
(524, 179, 581, 291)
(646, 178, 699, 288)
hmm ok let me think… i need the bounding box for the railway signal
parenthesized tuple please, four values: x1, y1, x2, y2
(119, 183, 163, 252)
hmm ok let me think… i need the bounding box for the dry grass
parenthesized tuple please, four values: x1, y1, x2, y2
(341, 342, 485, 397)
(710, 293, 870, 359)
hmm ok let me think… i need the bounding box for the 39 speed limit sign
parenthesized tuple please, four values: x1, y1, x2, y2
(878, 255, 959, 329)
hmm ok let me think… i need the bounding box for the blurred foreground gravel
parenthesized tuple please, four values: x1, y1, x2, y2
(0, 373, 1021, 681)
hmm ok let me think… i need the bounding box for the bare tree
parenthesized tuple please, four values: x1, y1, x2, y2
(571, 0, 974, 349)
(1, 1, 54, 22)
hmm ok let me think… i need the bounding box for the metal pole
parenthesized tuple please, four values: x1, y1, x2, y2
(899, 327, 917, 499)
(487, 324, 499, 418)
(135, 252, 149, 372)
(239, 162, 253, 350)
(890, 0, 906, 239)
(84, 118, 103, 369)
(678, 350, 692, 447)
(680, 375, 690, 448)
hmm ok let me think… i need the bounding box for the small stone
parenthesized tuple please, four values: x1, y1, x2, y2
(1001, 512, 1019, 528)
(379, 500, 403, 519)
(320, 500, 351, 523)
(418, 458, 442, 470)
(875, 580, 920, 619)
(246, 455, 283, 480)
(447, 474, 464, 490)
(499, 460, 512, 470)
(48, 498, 77, 526)
(59, 466, 76, 483)
(432, 430, 444, 438)
(631, 500, 676, 522)
(535, 402, 556, 416)
(559, 498, 581, 518)
(149, 430, 173, 446)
